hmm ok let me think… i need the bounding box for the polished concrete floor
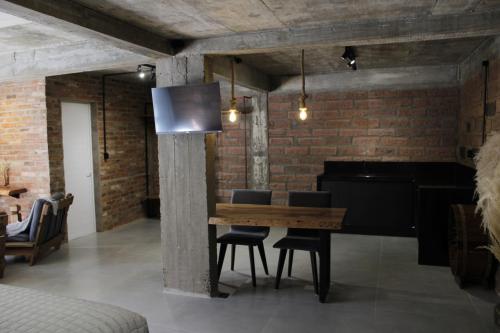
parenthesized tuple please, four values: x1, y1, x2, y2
(2, 219, 498, 333)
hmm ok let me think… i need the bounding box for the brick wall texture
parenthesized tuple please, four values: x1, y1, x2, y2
(46, 73, 155, 230)
(0, 79, 51, 217)
(458, 55, 500, 167)
(267, 87, 459, 204)
(2, 68, 495, 226)
(215, 98, 250, 203)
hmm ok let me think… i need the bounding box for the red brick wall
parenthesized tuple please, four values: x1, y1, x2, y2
(215, 98, 249, 203)
(267, 87, 459, 204)
(46, 73, 155, 230)
(458, 56, 500, 167)
(0, 79, 51, 217)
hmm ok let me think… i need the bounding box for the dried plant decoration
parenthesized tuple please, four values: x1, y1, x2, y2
(0, 161, 9, 187)
(475, 132, 500, 260)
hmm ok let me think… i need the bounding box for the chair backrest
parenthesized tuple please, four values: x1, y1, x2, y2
(0, 212, 6, 247)
(230, 189, 272, 234)
(34, 194, 74, 244)
(28, 199, 50, 242)
(287, 191, 331, 238)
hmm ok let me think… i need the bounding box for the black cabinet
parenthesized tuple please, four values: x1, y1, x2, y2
(317, 162, 476, 265)
(322, 178, 415, 236)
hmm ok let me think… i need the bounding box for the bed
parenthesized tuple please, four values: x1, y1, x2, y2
(0, 284, 148, 333)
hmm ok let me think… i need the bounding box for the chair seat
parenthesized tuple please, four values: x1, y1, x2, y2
(6, 233, 29, 242)
(273, 236, 320, 252)
(217, 231, 268, 245)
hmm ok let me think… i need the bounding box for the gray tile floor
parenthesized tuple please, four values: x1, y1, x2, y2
(2, 219, 498, 333)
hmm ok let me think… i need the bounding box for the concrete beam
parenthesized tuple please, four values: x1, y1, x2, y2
(458, 36, 500, 83)
(0, 0, 173, 57)
(274, 65, 458, 93)
(181, 10, 500, 55)
(211, 56, 272, 92)
(0, 41, 151, 82)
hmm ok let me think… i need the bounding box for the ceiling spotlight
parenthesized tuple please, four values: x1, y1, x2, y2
(137, 64, 156, 79)
(341, 46, 357, 70)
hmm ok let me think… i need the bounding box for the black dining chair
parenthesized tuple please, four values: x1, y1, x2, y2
(217, 189, 272, 287)
(273, 191, 331, 294)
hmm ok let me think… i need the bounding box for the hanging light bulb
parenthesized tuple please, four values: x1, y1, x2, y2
(228, 58, 238, 123)
(228, 98, 238, 123)
(299, 96, 308, 121)
(298, 49, 308, 121)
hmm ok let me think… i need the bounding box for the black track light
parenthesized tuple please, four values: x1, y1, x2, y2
(341, 46, 357, 70)
(137, 64, 156, 80)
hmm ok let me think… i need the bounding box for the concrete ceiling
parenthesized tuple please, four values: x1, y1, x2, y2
(0, 11, 85, 55)
(72, 0, 499, 38)
(0, 0, 500, 83)
(236, 37, 488, 75)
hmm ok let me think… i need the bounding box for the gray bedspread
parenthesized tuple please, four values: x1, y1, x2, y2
(0, 284, 148, 333)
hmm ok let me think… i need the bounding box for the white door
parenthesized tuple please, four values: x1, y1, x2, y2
(61, 102, 96, 240)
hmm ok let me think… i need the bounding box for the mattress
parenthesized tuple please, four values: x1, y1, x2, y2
(0, 284, 148, 333)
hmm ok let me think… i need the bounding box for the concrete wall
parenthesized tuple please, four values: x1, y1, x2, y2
(45, 73, 155, 230)
(0, 79, 51, 217)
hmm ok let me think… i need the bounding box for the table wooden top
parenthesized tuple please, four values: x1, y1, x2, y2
(209, 203, 346, 230)
(0, 186, 27, 197)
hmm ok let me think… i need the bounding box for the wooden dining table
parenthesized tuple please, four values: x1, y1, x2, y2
(209, 203, 347, 303)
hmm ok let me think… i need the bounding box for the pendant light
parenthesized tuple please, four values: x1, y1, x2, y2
(299, 49, 308, 121)
(228, 58, 238, 123)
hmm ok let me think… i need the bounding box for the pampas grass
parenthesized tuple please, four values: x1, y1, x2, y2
(475, 132, 500, 260)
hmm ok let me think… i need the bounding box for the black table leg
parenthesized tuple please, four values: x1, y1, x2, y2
(208, 224, 223, 297)
(318, 230, 331, 303)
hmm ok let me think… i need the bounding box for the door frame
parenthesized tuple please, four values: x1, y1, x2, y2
(60, 99, 103, 232)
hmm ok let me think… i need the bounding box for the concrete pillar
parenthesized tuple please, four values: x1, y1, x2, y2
(249, 93, 269, 190)
(156, 55, 217, 297)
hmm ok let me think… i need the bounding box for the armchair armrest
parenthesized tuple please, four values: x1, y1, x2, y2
(9, 205, 21, 224)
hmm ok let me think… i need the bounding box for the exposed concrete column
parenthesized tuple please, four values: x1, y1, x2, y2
(249, 93, 269, 190)
(156, 55, 217, 297)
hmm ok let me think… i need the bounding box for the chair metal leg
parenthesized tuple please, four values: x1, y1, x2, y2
(275, 249, 287, 289)
(288, 249, 294, 277)
(231, 244, 236, 271)
(257, 242, 269, 275)
(310, 251, 319, 295)
(217, 243, 227, 278)
(248, 246, 256, 287)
